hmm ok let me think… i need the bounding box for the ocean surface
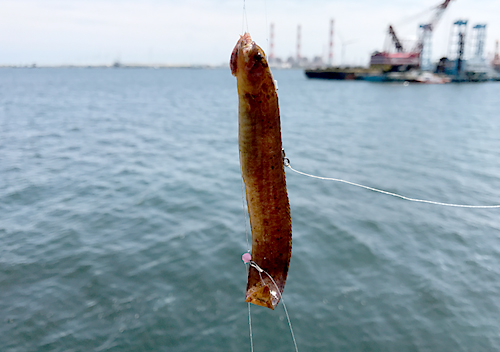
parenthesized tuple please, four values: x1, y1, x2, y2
(1, 67, 500, 352)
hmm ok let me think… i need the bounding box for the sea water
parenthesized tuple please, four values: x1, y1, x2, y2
(1, 67, 500, 351)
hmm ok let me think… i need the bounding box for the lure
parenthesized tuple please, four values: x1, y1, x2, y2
(231, 33, 292, 310)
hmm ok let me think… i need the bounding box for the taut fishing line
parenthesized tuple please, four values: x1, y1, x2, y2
(242, 0, 249, 34)
(264, 0, 269, 47)
(283, 157, 500, 209)
(240, 2, 256, 351)
(241, 179, 251, 252)
(241, 257, 299, 352)
(248, 261, 299, 352)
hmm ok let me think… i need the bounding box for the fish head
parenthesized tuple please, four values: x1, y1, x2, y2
(230, 33, 270, 88)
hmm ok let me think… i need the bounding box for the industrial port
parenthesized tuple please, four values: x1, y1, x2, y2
(269, 0, 500, 83)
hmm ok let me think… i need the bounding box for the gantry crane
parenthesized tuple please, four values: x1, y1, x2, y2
(417, 0, 454, 69)
(371, 0, 454, 71)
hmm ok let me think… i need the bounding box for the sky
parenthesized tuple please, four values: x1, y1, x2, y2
(1, 0, 499, 66)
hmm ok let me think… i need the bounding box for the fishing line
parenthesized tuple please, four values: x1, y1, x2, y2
(248, 302, 254, 352)
(245, 261, 255, 352)
(246, 259, 299, 352)
(264, 0, 269, 46)
(284, 158, 500, 209)
(241, 176, 254, 351)
(242, 0, 249, 34)
(241, 178, 251, 252)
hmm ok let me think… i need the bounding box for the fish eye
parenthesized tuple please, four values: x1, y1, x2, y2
(254, 52, 263, 61)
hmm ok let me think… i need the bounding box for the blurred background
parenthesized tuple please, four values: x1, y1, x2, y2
(1, 1, 500, 351)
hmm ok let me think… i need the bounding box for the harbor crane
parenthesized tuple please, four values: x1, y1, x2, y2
(417, 0, 454, 69)
(372, 0, 454, 71)
(388, 25, 404, 53)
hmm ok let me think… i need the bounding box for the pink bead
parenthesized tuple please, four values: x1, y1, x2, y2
(242, 253, 252, 263)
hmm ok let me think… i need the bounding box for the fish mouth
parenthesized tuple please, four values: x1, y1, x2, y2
(240, 33, 255, 54)
(230, 32, 255, 76)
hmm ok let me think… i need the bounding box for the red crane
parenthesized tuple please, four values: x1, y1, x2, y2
(370, 0, 454, 70)
(388, 25, 404, 53)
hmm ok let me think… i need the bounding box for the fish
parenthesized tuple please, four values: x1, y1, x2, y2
(230, 33, 292, 310)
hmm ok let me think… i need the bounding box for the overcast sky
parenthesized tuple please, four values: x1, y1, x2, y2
(1, 0, 499, 66)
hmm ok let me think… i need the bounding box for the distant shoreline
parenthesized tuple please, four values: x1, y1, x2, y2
(0, 63, 231, 69)
(0, 63, 306, 70)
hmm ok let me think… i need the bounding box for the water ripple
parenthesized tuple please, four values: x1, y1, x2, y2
(1, 68, 500, 351)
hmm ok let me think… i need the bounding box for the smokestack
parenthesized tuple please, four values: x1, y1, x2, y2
(329, 19, 334, 66)
(296, 24, 301, 62)
(269, 23, 275, 62)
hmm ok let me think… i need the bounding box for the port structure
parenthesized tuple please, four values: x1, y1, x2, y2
(296, 24, 301, 63)
(388, 25, 404, 53)
(448, 20, 468, 75)
(370, 0, 453, 73)
(328, 19, 334, 66)
(417, 0, 454, 71)
(471, 24, 487, 59)
(419, 24, 433, 71)
(305, 0, 498, 82)
(269, 23, 275, 63)
(492, 40, 500, 72)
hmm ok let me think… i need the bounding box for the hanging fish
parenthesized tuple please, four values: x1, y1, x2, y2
(230, 33, 292, 310)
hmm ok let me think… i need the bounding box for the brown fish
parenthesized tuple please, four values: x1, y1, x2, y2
(230, 33, 292, 310)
